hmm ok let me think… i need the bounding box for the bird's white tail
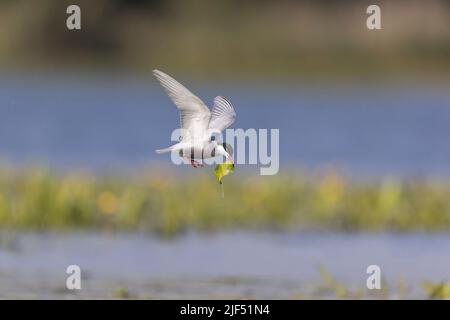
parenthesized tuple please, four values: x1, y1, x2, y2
(155, 147, 173, 154)
(155, 142, 183, 154)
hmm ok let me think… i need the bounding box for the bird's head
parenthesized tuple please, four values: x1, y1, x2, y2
(214, 142, 234, 164)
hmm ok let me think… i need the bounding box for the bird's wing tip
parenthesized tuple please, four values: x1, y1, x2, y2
(152, 69, 165, 77)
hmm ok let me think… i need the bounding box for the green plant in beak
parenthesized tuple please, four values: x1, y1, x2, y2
(214, 161, 235, 184)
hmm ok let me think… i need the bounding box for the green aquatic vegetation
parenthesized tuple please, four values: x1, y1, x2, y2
(317, 266, 350, 299)
(1, 167, 450, 235)
(112, 287, 134, 299)
(214, 161, 235, 184)
(423, 281, 450, 299)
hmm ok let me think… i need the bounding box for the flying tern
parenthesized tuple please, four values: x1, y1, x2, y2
(153, 69, 235, 168)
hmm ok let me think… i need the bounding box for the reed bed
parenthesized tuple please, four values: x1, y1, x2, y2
(0, 167, 449, 236)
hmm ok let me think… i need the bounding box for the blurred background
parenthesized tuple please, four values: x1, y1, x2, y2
(1, 0, 450, 299)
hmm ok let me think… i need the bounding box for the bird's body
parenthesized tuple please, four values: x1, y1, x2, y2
(153, 69, 236, 167)
(179, 143, 214, 160)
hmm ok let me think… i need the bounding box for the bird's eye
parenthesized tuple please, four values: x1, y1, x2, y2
(179, 136, 183, 141)
(211, 136, 215, 141)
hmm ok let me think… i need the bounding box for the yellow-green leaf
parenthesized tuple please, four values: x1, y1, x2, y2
(214, 161, 235, 184)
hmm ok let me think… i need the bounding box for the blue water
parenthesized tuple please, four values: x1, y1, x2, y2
(0, 231, 449, 299)
(0, 74, 449, 177)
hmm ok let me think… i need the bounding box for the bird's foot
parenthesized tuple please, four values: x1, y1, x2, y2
(190, 160, 203, 168)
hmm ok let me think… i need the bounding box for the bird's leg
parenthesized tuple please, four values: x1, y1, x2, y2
(190, 159, 198, 168)
(182, 156, 203, 168)
(190, 159, 203, 168)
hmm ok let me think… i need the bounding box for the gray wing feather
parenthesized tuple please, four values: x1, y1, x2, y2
(153, 69, 210, 143)
(208, 96, 236, 133)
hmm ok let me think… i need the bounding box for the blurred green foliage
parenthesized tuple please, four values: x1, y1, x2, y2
(1, 167, 450, 236)
(423, 281, 450, 299)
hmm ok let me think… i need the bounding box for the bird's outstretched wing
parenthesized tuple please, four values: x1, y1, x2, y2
(153, 69, 210, 143)
(208, 96, 236, 133)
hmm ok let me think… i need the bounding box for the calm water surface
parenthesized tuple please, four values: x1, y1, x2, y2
(0, 75, 449, 177)
(0, 232, 449, 299)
